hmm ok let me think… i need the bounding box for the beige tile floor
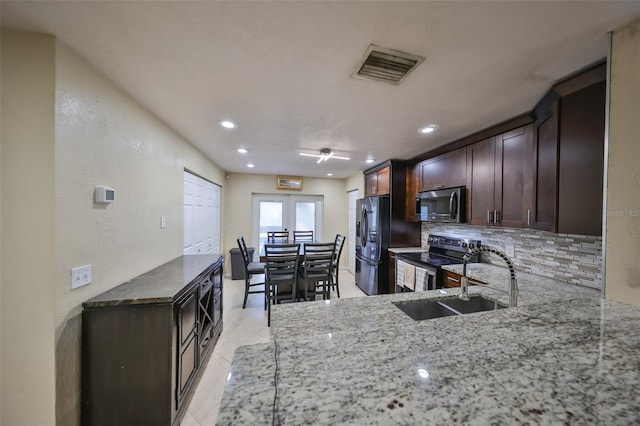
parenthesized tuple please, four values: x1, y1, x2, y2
(181, 270, 366, 426)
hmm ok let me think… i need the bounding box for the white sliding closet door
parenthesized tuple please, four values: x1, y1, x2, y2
(184, 171, 221, 255)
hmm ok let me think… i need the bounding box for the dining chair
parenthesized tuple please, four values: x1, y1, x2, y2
(267, 230, 289, 243)
(330, 234, 346, 298)
(297, 242, 335, 301)
(237, 237, 266, 309)
(264, 243, 300, 326)
(293, 230, 314, 242)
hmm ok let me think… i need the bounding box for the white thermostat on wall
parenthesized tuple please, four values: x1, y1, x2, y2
(95, 185, 115, 203)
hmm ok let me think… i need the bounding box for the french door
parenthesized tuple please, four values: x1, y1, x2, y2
(252, 194, 323, 253)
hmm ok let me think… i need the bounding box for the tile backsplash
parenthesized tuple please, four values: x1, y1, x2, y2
(421, 223, 602, 290)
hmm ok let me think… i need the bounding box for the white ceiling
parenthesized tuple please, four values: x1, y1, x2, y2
(3, 1, 640, 179)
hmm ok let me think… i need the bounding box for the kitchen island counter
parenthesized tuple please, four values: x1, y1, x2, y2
(217, 274, 639, 425)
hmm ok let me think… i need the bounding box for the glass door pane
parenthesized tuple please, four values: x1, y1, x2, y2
(294, 201, 316, 235)
(258, 200, 284, 253)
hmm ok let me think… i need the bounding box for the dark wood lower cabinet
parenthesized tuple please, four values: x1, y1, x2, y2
(82, 255, 223, 426)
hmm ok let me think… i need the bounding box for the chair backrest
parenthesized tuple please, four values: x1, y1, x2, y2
(237, 236, 250, 267)
(293, 230, 314, 242)
(267, 230, 289, 243)
(264, 243, 300, 282)
(333, 234, 346, 266)
(302, 242, 335, 276)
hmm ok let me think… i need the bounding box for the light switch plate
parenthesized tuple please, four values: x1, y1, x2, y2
(71, 265, 92, 289)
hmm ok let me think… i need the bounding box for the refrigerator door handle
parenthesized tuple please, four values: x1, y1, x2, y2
(360, 206, 368, 248)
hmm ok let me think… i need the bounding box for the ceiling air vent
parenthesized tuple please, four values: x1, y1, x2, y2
(353, 44, 425, 85)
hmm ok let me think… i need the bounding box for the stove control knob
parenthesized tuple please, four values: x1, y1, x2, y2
(469, 243, 475, 249)
(461, 242, 468, 248)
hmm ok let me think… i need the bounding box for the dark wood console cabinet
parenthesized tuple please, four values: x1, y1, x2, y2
(82, 255, 223, 426)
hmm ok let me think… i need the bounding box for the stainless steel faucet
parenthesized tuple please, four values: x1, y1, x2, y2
(460, 246, 518, 307)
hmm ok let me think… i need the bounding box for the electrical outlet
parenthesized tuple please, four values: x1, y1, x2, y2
(505, 245, 515, 257)
(71, 265, 92, 289)
(161, 215, 167, 229)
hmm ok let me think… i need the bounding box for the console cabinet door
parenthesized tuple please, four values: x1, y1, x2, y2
(176, 292, 198, 407)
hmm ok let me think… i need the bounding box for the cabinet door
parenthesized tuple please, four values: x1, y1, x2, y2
(364, 173, 377, 196)
(495, 126, 532, 228)
(557, 81, 605, 236)
(529, 103, 559, 231)
(176, 292, 198, 407)
(467, 137, 496, 225)
(376, 167, 390, 195)
(442, 269, 462, 288)
(419, 148, 467, 191)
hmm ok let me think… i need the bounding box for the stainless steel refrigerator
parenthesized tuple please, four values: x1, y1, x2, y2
(355, 196, 391, 295)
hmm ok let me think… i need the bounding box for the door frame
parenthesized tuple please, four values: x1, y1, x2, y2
(251, 193, 324, 251)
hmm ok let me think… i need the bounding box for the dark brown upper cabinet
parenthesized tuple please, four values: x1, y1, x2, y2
(527, 100, 559, 231)
(365, 166, 390, 196)
(557, 80, 605, 235)
(467, 125, 533, 228)
(417, 147, 467, 192)
(528, 64, 606, 236)
(363, 160, 421, 247)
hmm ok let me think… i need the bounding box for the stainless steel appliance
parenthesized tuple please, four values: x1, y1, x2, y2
(415, 187, 465, 222)
(395, 234, 481, 292)
(355, 193, 421, 296)
(355, 196, 391, 295)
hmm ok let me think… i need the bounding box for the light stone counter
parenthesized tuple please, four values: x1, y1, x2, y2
(388, 247, 426, 253)
(217, 267, 640, 425)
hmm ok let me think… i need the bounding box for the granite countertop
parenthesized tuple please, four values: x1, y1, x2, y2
(217, 267, 640, 425)
(388, 247, 427, 254)
(83, 254, 222, 308)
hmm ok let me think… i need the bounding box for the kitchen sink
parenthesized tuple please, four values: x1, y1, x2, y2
(440, 296, 507, 314)
(394, 295, 507, 321)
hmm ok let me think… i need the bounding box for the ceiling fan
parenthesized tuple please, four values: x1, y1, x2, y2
(299, 148, 350, 164)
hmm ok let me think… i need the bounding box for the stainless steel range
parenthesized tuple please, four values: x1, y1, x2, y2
(395, 234, 481, 292)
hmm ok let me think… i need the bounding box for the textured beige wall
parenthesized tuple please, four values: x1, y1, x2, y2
(1, 30, 57, 426)
(223, 173, 347, 272)
(53, 40, 225, 424)
(345, 172, 365, 197)
(604, 17, 640, 306)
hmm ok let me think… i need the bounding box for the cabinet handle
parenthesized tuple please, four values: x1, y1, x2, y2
(447, 276, 460, 283)
(487, 210, 491, 224)
(433, 184, 444, 189)
(527, 209, 531, 226)
(494, 210, 500, 224)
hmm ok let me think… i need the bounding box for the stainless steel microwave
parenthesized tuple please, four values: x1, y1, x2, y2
(415, 187, 465, 222)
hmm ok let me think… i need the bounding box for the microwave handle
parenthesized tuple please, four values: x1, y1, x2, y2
(449, 191, 458, 220)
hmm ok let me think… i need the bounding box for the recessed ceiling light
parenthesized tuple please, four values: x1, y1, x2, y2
(237, 148, 248, 154)
(327, 173, 333, 177)
(419, 124, 439, 135)
(247, 163, 254, 168)
(219, 120, 236, 129)
(366, 158, 375, 164)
